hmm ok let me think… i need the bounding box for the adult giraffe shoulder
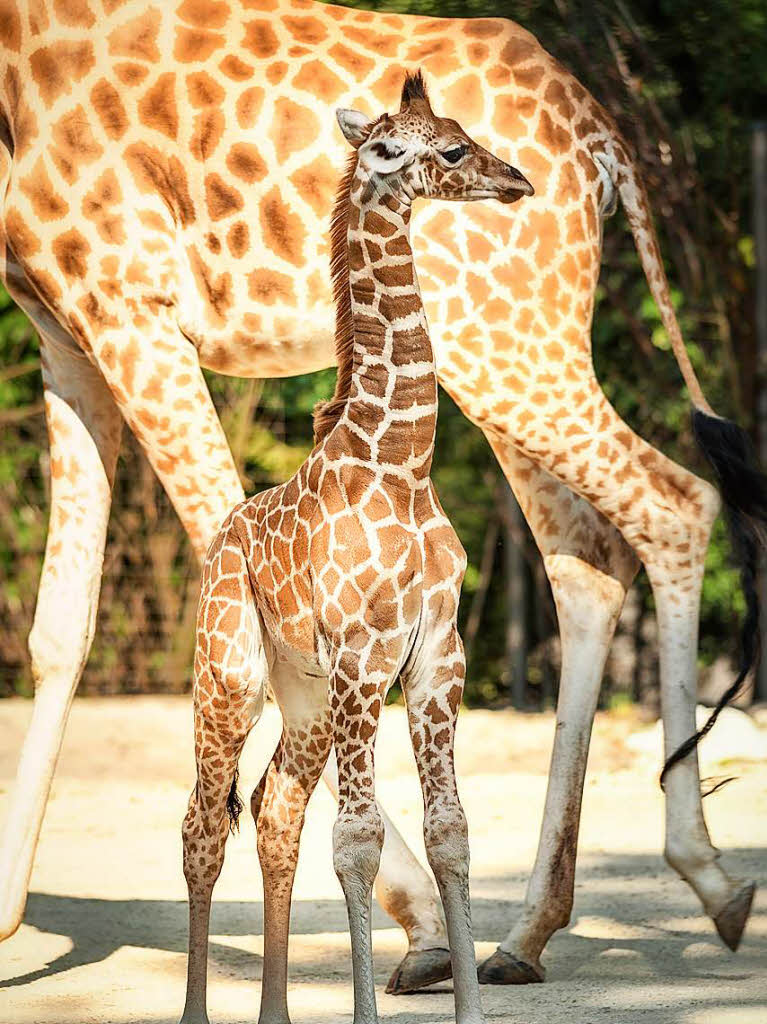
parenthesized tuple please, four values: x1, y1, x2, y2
(0, 0, 762, 988)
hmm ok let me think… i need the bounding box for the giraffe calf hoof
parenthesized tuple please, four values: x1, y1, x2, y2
(714, 880, 756, 951)
(477, 947, 545, 985)
(385, 947, 452, 994)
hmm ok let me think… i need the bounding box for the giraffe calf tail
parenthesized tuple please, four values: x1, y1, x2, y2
(226, 768, 245, 833)
(605, 145, 767, 785)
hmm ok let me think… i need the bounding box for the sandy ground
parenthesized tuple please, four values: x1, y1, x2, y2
(0, 696, 766, 1024)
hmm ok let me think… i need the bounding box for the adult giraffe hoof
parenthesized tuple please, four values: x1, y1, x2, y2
(477, 947, 545, 985)
(385, 947, 452, 994)
(714, 881, 756, 951)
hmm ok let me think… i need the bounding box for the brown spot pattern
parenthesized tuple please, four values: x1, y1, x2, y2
(259, 187, 306, 266)
(52, 228, 91, 281)
(19, 158, 69, 222)
(50, 106, 104, 184)
(292, 60, 345, 102)
(91, 80, 129, 140)
(29, 41, 95, 106)
(0, 4, 22, 51)
(271, 97, 319, 163)
(247, 268, 296, 305)
(226, 143, 267, 183)
(205, 173, 244, 220)
(243, 18, 279, 57)
(138, 73, 178, 139)
(108, 9, 161, 62)
(174, 27, 225, 63)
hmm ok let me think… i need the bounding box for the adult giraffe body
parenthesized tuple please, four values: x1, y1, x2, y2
(0, 0, 757, 990)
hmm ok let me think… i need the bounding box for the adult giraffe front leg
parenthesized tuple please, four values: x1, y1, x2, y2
(0, 335, 122, 940)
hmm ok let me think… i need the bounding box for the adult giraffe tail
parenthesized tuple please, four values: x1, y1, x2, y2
(613, 151, 767, 788)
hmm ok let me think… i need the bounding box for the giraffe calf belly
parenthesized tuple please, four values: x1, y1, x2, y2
(267, 640, 330, 725)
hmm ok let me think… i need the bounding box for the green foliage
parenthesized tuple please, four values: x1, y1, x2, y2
(0, 1, 763, 703)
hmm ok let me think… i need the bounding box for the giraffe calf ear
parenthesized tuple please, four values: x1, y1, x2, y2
(357, 137, 415, 176)
(336, 109, 373, 148)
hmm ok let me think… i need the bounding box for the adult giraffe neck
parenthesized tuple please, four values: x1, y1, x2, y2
(340, 173, 438, 482)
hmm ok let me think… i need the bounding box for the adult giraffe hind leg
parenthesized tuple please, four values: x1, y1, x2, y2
(0, 335, 122, 940)
(476, 441, 638, 985)
(491, 378, 755, 955)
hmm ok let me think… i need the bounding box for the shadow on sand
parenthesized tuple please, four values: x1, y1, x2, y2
(2, 847, 765, 999)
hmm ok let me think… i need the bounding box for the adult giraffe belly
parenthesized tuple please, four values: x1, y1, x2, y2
(160, 0, 602, 395)
(191, 198, 532, 387)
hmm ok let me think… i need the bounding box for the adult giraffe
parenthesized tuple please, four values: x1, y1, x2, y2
(0, 0, 759, 992)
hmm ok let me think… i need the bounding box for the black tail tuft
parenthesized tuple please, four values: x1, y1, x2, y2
(226, 769, 244, 833)
(660, 410, 767, 789)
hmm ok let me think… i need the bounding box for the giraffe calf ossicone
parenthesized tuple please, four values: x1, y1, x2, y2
(179, 71, 532, 1024)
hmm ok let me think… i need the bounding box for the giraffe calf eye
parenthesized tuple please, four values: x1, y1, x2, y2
(441, 146, 466, 164)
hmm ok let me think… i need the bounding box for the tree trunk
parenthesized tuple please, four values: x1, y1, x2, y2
(463, 514, 499, 670)
(754, 121, 767, 703)
(501, 482, 528, 709)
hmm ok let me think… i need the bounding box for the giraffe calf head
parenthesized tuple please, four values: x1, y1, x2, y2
(336, 70, 534, 205)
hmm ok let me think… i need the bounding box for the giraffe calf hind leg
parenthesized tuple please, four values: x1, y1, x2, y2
(181, 722, 249, 1024)
(181, 530, 266, 1024)
(253, 670, 333, 1024)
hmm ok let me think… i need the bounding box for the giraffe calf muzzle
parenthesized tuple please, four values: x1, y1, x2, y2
(499, 168, 535, 202)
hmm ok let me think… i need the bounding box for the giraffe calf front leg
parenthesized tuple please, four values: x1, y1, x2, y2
(403, 627, 485, 1024)
(329, 663, 388, 1024)
(322, 754, 450, 995)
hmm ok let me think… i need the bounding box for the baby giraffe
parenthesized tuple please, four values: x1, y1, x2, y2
(180, 71, 533, 1024)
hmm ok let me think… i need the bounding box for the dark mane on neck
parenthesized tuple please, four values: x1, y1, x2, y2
(312, 152, 359, 444)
